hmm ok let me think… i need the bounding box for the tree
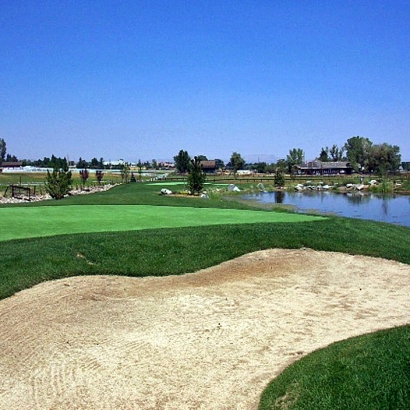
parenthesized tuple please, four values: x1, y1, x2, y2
(187, 156, 206, 195)
(368, 143, 401, 176)
(76, 157, 88, 169)
(318, 147, 329, 162)
(344, 136, 373, 172)
(120, 161, 130, 183)
(174, 150, 191, 173)
(274, 167, 285, 187)
(79, 168, 89, 188)
(197, 155, 208, 161)
(230, 152, 245, 177)
(45, 164, 72, 200)
(6, 153, 18, 162)
(137, 159, 143, 181)
(255, 162, 267, 173)
(0, 138, 6, 165)
(329, 144, 345, 161)
(151, 159, 158, 170)
(286, 148, 304, 173)
(95, 170, 104, 184)
(90, 157, 100, 169)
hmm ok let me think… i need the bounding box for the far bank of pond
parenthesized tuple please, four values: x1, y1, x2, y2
(244, 191, 410, 227)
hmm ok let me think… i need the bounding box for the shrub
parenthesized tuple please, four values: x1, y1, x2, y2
(45, 165, 72, 200)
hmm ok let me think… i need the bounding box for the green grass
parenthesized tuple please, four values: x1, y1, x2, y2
(0, 204, 323, 241)
(258, 325, 410, 409)
(0, 181, 409, 409)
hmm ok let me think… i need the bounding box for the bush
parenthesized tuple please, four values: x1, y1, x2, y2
(45, 165, 72, 200)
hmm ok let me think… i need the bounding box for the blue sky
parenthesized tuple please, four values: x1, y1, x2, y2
(1, 0, 409, 163)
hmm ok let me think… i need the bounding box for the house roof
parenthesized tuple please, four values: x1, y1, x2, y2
(200, 160, 217, 169)
(296, 160, 353, 170)
(1, 162, 22, 167)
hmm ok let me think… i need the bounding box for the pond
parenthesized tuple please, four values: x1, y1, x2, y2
(245, 191, 410, 227)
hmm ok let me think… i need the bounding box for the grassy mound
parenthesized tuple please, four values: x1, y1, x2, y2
(259, 325, 410, 409)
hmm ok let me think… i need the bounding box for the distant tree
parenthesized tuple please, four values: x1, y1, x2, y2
(45, 164, 72, 200)
(329, 144, 345, 161)
(137, 159, 143, 181)
(319, 147, 329, 162)
(79, 168, 89, 188)
(187, 156, 206, 195)
(0, 138, 6, 165)
(197, 155, 208, 161)
(174, 150, 191, 173)
(95, 170, 104, 184)
(90, 157, 100, 169)
(255, 162, 267, 173)
(368, 143, 401, 176)
(286, 148, 304, 173)
(344, 136, 373, 172)
(76, 157, 88, 169)
(215, 159, 225, 170)
(230, 152, 245, 177)
(120, 161, 131, 183)
(151, 159, 158, 170)
(6, 153, 18, 162)
(276, 159, 287, 171)
(274, 167, 285, 187)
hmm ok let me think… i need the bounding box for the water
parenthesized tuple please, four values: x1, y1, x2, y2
(245, 191, 410, 227)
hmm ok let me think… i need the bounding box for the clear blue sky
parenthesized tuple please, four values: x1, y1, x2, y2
(1, 0, 409, 163)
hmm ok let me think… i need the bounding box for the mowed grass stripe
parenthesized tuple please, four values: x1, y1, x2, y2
(0, 205, 324, 241)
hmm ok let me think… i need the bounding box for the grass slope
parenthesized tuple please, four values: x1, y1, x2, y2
(259, 325, 410, 409)
(0, 205, 322, 242)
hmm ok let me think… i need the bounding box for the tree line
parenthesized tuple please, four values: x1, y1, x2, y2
(0, 135, 406, 176)
(174, 136, 404, 177)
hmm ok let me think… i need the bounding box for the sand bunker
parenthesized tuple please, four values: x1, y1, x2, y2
(0, 248, 409, 409)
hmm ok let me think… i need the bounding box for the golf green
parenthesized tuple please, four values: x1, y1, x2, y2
(0, 205, 324, 241)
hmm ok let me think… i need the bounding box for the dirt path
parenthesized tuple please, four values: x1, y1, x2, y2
(0, 249, 409, 409)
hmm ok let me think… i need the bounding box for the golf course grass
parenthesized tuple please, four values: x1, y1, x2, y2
(0, 181, 409, 409)
(0, 204, 323, 242)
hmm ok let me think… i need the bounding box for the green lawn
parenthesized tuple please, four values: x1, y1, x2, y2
(0, 181, 409, 409)
(0, 204, 323, 241)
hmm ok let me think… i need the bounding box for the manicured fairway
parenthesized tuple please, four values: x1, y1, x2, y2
(0, 205, 324, 241)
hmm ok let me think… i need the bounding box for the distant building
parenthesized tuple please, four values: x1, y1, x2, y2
(200, 160, 217, 174)
(0, 161, 23, 172)
(295, 160, 354, 176)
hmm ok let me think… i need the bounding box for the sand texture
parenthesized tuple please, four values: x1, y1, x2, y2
(0, 248, 409, 409)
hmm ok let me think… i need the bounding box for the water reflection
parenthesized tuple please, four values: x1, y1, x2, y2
(244, 192, 410, 227)
(274, 191, 285, 204)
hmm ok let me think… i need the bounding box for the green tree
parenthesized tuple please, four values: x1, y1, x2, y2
(230, 152, 245, 177)
(344, 136, 373, 172)
(187, 156, 206, 195)
(368, 143, 401, 176)
(45, 165, 72, 200)
(6, 153, 18, 162)
(274, 167, 285, 187)
(76, 157, 88, 169)
(137, 159, 143, 181)
(197, 155, 208, 161)
(318, 147, 329, 162)
(151, 159, 158, 170)
(329, 144, 345, 161)
(174, 150, 191, 173)
(0, 138, 6, 165)
(255, 162, 267, 173)
(286, 148, 304, 173)
(120, 161, 131, 183)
